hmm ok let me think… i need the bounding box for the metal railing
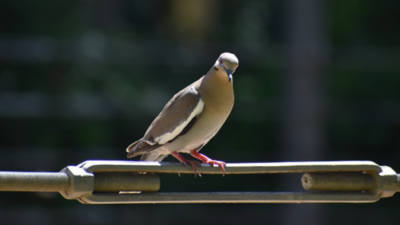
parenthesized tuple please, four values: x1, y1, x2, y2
(0, 160, 399, 204)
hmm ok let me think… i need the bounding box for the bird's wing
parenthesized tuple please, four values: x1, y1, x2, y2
(127, 83, 204, 158)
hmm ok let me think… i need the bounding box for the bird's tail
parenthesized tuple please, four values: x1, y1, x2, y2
(126, 140, 141, 158)
(127, 140, 165, 177)
(126, 139, 164, 160)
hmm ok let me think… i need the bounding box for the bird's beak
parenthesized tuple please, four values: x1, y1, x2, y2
(226, 70, 232, 82)
(219, 63, 234, 82)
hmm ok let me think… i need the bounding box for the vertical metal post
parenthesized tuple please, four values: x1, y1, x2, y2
(281, 0, 329, 224)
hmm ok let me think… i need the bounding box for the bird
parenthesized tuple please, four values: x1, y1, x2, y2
(126, 52, 239, 176)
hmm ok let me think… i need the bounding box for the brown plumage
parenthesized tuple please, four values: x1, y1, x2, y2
(126, 52, 239, 174)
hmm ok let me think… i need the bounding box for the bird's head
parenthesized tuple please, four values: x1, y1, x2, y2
(214, 52, 239, 82)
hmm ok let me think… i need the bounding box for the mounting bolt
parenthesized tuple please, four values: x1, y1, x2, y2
(59, 166, 94, 199)
(378, 166, 399, 198)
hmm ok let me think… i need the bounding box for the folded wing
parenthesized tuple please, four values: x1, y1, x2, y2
(127, 85, 204, 158)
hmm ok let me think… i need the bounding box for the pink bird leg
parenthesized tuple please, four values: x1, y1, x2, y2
(190, 149, 226, 176)
(171, 151, 202, 177)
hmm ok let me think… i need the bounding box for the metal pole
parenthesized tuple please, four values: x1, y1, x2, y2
(0, 171, 160, 193)
(0, 172, 69, 192)
(281, 0, 329, 224)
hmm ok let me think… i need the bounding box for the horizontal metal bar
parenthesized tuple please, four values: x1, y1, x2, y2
(78, 192, 381, 204)
(78, 160, 382, 174)
(0, 172, 69, 192)
(0, 170, 160, 193)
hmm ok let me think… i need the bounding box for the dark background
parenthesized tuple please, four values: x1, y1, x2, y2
(1, 0, 400, 224)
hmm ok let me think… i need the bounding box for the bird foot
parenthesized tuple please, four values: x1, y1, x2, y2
(204, 159, 226, 176)
(171, 152, 202, 177)
(205, 159, 226, 170)
(190, 150, 226, 176)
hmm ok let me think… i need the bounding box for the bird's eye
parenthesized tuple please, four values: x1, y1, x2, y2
(219, 59, 223, 64)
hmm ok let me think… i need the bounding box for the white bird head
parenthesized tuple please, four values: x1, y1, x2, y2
(214, 52, 239, 82)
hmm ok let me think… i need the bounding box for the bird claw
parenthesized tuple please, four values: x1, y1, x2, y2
(171, 152, 202, 177)
(172, 151, 225, 177)
(189, 150, 226, 176)
(180, 158, 202, 177)
(205, 159, 226, 177)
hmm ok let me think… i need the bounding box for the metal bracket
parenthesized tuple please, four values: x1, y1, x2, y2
(1, 160, 399, 204)
(72, 160, 399, 204)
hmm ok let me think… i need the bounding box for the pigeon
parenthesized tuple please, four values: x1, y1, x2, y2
(127, 52, 239, 175)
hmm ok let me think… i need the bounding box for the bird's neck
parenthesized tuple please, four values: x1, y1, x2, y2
(199, 67, 234, 105)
